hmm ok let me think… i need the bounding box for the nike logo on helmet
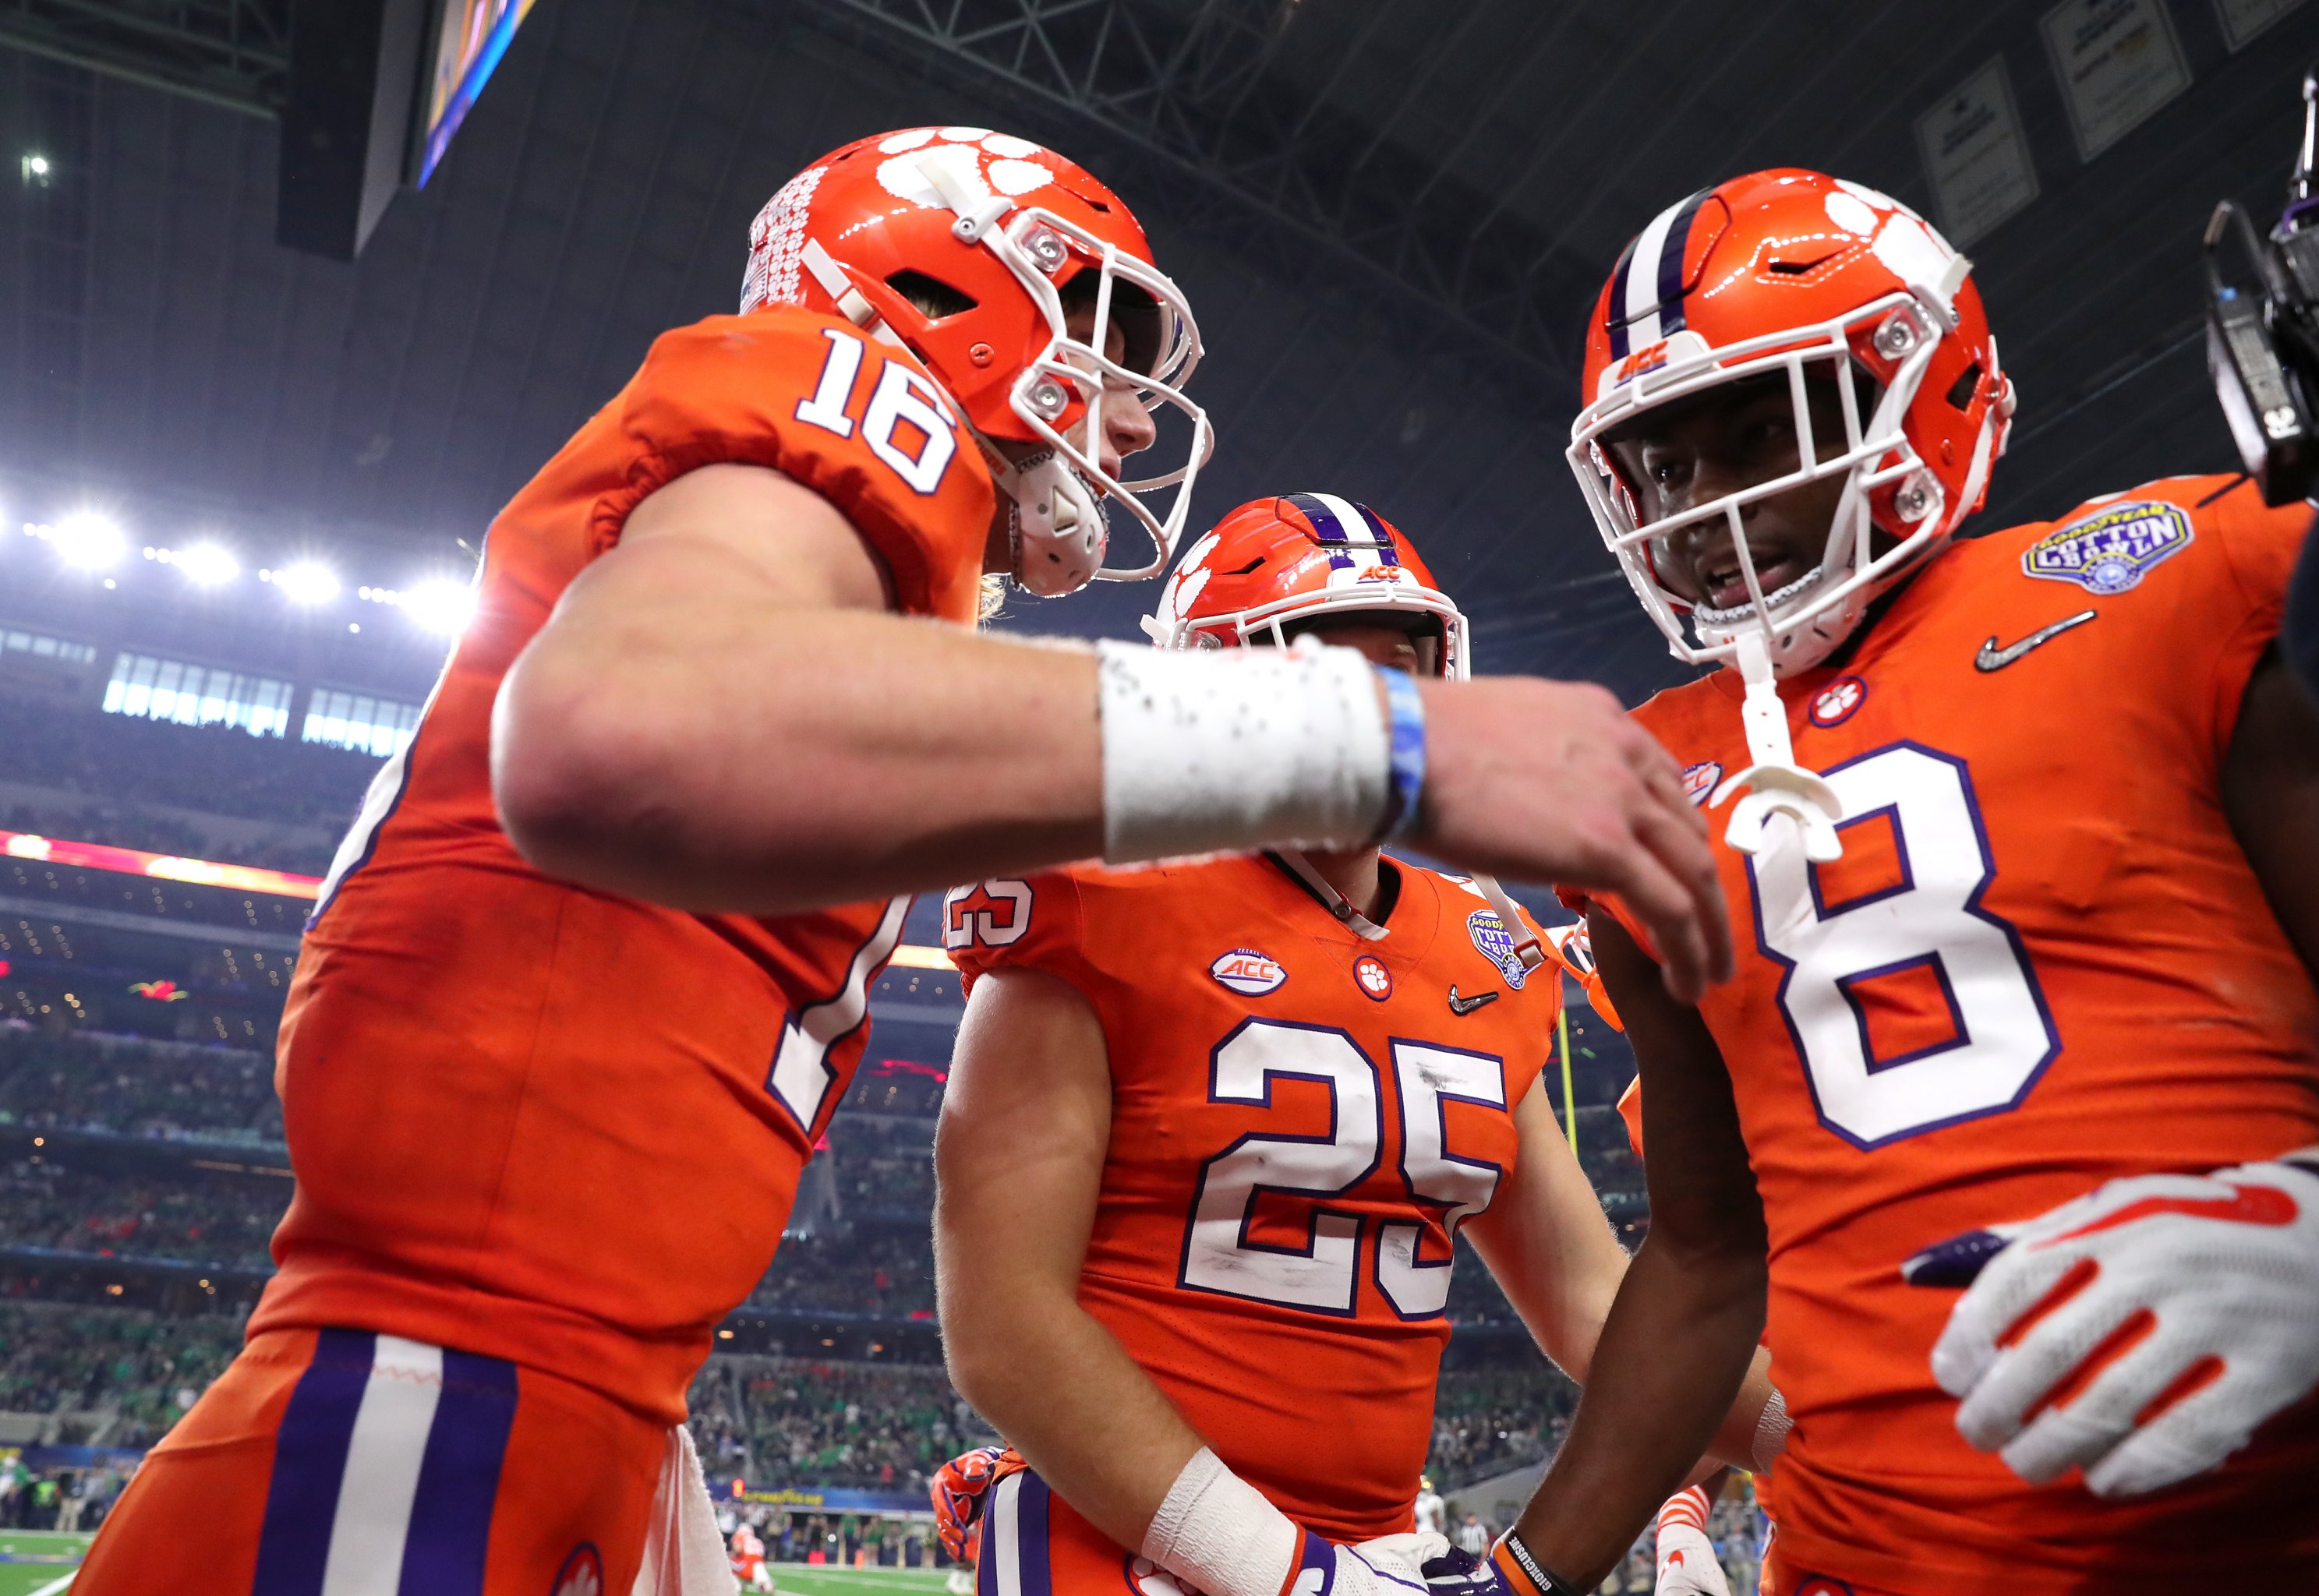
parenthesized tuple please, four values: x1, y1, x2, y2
(1974, 609, 2096, 672)
(1447, 985, 1498, 1015)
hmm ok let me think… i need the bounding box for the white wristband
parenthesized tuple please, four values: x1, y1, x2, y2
(1140, 1447, 1297, 1596)
(1098, 638, 1391, 863)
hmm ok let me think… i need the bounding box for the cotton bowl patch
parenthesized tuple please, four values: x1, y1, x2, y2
(1465, 908, 1532, 989)
(1680, 761, 1723, 806)
(2023, 500, 2192, 595)
(1211, 948, 1286, 997)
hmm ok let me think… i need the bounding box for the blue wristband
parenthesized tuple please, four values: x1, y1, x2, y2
(1377, 666, 1427, 841)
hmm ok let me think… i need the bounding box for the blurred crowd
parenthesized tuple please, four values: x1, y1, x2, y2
(0, 1159, 286, 1271)
(688, 1357, 979, 1493)
(0, 1304, 238, 1446)
(1429, 1366, 1578, 1487)
(0, 1028, 284, 1144)
(0, 700, 378, 874)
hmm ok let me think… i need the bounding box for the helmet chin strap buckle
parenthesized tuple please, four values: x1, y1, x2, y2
(988, 446, 1108, 597)
(1710, 630, 1845, 861)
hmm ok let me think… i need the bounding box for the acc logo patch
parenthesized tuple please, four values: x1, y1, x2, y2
(1352, 954, 1394, 1001)
(1808, 675, 1867, 727)
(1211, 948, 1287, 997)
(550, 1544, 604, 1596)
(1679, 761, 1723, 806)
(2022, 500, 2192, 595)
(1465, 908, 1532, 990)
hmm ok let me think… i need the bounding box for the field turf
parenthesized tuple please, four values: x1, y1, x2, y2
(0, 1535, 956, 1596)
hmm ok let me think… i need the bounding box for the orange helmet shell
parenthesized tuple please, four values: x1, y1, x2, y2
(1145, 494, 1469, 679)
(1568, 168, 2017, 674)
(742, 126, 1158, 444)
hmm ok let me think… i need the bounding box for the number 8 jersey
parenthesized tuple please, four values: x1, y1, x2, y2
(1615, 475, 2319, 1587)
(946, 853, 1560, 1541)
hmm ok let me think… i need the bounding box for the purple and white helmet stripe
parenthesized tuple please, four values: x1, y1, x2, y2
(1285, 492, 1398, 576)
(1606, 186, 1712, 359)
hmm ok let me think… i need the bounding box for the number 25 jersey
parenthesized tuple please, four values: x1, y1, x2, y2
(1621, 476, 2319, 1587)
(257, 307, 993, 1425)
(947, 854, 1559, 1541)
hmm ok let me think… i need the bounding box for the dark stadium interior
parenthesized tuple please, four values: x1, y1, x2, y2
(1, 0, 2312, 1587)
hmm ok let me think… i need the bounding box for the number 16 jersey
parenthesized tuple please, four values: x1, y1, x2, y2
(947, 854, 1559, 1541)
(1620, 475, 2319, 1588)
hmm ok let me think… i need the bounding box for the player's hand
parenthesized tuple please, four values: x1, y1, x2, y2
(1415, 677, 1733, 1004)
(1911, 1153, 2319, 1495)
(931, 1443, 1026, 1564)
(1297, 1529, 1445, 1596)
(1651, 1488, 1727, 1596)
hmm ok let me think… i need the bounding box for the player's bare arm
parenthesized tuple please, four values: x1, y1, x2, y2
(1463, 1077, 1777, 1480)
(1497, 912, 1767, 1591)
(2222, 643, 2319, 976)
(933, 965, 1204, 1548)
(497, 493, 1730, 992)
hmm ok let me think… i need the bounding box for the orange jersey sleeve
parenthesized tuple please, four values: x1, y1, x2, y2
(595, 312, 995, 623)
(943, 870, 1093, 994)
(1613, 475, 2319, 1588)
(261, 306, 992, 1426)
(947, 856, 1556, 1541)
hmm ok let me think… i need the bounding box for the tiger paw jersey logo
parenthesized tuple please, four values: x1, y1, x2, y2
(550, 1544, 603, 1596)
(1808, 675, 1867, 727)
(1465, 909, 1531, 989)
(1126, 1555, 1200, 1596)
(1352, 954, 1393, 1001)
(874, 127, 1056, 210)
(2022, 500, 2193, 595)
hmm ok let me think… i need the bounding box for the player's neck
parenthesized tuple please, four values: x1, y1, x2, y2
(1299, 846, 1385, 920)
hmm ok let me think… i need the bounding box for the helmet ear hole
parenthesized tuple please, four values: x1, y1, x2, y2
(885, 270, 977, 320)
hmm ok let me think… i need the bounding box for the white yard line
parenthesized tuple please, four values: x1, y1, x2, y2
(27, 1572, 77, 1596)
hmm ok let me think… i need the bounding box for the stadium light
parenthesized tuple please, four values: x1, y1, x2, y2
(399, 577, 477, 636)
(176, 542, 241, 587)
(269, 561, 341, 606)
(51, 512, 127, 570)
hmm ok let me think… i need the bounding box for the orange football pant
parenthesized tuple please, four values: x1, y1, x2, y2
(74, 1326, 666, 1596)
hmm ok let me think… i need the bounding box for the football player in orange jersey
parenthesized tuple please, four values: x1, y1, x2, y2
(931, 498, 1782, 1596)
(1434, 169, 2319, 1596)
(74, 132, 1734, 1596)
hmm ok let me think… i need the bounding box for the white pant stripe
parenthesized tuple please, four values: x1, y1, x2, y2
(988, 1471, 1026, 1596)
(319, 1334, 444, 1596)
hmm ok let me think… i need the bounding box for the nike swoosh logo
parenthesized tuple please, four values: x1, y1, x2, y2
(1974, 609, 2096, 671)
(1447, 985, 1498, 1015)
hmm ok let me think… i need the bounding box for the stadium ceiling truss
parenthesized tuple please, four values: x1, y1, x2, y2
(783, 0, 1589, 386)
(0, 0, 288, 117)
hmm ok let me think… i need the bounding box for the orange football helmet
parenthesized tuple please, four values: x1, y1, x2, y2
(741, 126, 1213, 593)
(1142, 493, 1469, 679)
(1568, 168, 2017, 676)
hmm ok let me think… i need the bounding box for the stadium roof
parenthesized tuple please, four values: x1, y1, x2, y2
(2, 0, 2313, 696)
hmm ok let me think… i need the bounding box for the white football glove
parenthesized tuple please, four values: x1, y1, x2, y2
(1911, 1152, 2319, 1497)
(1300, 1532, 1448, 1596)
(1651, 1488, 1728, 1596)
